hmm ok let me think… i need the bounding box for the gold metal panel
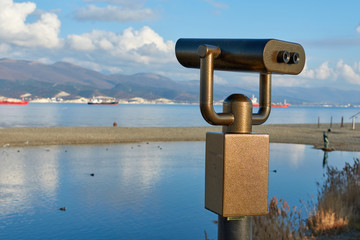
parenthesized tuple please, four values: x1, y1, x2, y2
(222, 133, 269, 216)
(205, 132, 269, 217)
(205, 132, 224, 214)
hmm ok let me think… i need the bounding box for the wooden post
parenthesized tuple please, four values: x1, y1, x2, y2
(352, 117, 356, 130)
(330, 116, 333, 128)
(318, 117, 320, 128)
(341, 116, 344, 128)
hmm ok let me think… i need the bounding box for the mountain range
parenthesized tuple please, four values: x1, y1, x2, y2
(0, 58, 359, 105)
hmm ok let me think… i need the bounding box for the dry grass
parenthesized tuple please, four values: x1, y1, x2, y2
(253, 196, 307, 239)
(206, 159, 360, 239)
(307, 209, 349, 236)
(253, 159, 360, 239)
(307, 158, 360, 236)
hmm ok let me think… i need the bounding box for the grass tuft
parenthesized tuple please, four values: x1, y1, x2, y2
(253, 158, 360, 239)
(306, 158, 360, 236)
(253, 196, 307, 239)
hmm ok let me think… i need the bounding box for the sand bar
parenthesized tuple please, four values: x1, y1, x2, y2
(1, 123, 360, 151)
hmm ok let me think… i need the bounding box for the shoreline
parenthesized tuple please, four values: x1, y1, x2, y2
(1, 123, 360, 151)
(10, 99, 360, 107)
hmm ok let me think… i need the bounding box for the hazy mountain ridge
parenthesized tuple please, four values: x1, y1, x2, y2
(0, 58, 359, 105)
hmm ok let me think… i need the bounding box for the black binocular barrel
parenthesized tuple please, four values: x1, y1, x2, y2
(175, 38, 305, 75)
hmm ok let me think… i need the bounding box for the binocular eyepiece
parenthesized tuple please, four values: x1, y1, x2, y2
(175, 38, 305, 74)
(277, 51, 300, 64)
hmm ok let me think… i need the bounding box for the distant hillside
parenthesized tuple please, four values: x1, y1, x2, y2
(0, 58, 359, 105)
(0, 58, 199, 101)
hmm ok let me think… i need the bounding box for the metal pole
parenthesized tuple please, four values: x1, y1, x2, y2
(218, 80, 260, 240)
(220, 97, 252, 239)
(352, 117, 356, 130)
(218, 216, 252, 240)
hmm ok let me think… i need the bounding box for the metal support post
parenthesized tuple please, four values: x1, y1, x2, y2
(218, 216, 252, 240)
(216, 73, 271, 239)
(198, 45, 270, 240)
(175, 38, 305, 240)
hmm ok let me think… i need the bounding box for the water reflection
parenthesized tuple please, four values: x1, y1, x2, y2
(323, 151, 329, 168)
(0, 147, 60, 216)
(268, 144, 360, 209)
(1, 142, 359, 239)
(0, 142, 215, 240)
(270, 143, 306, 169)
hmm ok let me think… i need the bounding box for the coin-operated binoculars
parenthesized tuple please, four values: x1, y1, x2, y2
(176, 39, 305, 239)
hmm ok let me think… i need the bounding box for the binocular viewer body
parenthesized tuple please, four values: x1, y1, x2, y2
(175, 38, 305, 75)
(175, 38, 306, 223)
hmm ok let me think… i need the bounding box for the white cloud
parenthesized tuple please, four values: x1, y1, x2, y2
(36, 57, 53, 64)
(61, 57, 122, 73)
(75, 4, 156, 22)
(214, 74, 228, 85)
(299, 63, 315, 79)
(357, 25, 360, 33)
(336, 60, 360, 85)
(0, 0, 62, 48)
(354, 62, 360, 72)
(98, 38, 113, 50)
(301, 62, 335, 80)
(163, 71, 199, 81)
(0, 43, 11, 53)
(315, 62, 334, 80)
(67, 26, 175, 64)
(83, 0, 145, 8)
(204, 0, 229, 9)
(67, 34, 96, 51)
(299, 60, 360, 88)
(272, 75, 308, 87)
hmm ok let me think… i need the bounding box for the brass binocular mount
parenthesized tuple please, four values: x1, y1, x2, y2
(176, 38, 305, 132)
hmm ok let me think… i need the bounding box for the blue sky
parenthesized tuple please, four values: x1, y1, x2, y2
(1, 0, 360, 90)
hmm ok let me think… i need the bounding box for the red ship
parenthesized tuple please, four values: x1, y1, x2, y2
(0, 96, 29, 105)
(251, 95, 289, 108)
(0, 100, 29, 105)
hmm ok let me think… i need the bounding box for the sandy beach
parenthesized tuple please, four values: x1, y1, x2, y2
(1, 123, 360, 151)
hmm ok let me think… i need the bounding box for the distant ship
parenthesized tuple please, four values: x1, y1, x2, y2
(0, 97, 29, 105)
(88, 96, 118, 105)
(251, 95, 289, 108)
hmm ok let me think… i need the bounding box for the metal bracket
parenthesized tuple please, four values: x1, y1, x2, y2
(198, 45, 234, 126)
(198, 44, 272, 128)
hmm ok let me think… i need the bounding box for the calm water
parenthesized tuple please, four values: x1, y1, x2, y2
(0, 103, 358, 128)
(0, 142, 359, 239)
(0, 104, 359, 239)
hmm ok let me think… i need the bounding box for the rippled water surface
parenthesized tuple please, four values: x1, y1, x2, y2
(1, 142, 359, 239)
